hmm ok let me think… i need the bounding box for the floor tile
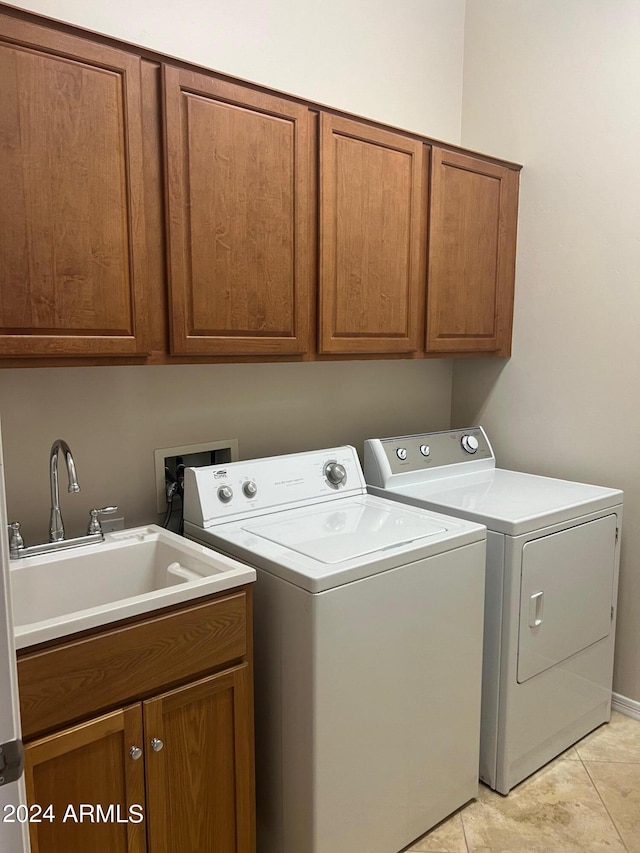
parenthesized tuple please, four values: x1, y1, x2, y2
(576, 711, 640, 763)
(459, 759, 626, 852)
(406, 811, 468, 852)
(585, 760, 640, 852)
(560, 745, 581, 760)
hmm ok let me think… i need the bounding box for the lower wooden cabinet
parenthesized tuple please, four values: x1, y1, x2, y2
(18, 589, 255, 853)
(24, 705, 146, 853)
(144, 665, 254, 853)
(24, 665, 253, 853)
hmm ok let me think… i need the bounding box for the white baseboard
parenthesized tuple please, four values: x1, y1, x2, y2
(612, 692, 640, 720)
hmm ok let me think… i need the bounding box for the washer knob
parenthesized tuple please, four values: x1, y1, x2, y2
(461, 435, 480, 454)
(243, 481, 257, 498)
(396, 448, 408, 461)
(325, 462, 346, 485)
(217, 485, 233, 503)
(419, 445, 430, 457)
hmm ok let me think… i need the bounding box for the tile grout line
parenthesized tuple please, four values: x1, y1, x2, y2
(577, 750, 630, 852)
(459, 794, 473, 853)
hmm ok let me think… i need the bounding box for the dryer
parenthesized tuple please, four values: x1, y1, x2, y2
(183, 446, 486, 853)
(364, 427, 623, 795)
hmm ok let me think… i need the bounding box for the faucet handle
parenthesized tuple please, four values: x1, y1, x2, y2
(7, 522, 24, 556)
(87, 506, 119, 535)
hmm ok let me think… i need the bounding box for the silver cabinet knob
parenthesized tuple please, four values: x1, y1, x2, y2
(130, 746, 143, 760)
(325, 462, 346, 485)
(243, 481, 257, 498)
(217, 486, 233, 503)
(461, 435, 479, 454)
(396, 448, 407, 461)
(150, 737, 164, 752)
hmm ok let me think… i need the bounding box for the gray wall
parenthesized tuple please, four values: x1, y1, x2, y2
(1, 361, 452, 547)
(456, 0, 640, 702)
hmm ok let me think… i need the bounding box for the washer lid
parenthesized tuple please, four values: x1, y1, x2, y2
(186, 494, 486, 592)
(241, 497, 447, 563)
(379, 468, 623, 535)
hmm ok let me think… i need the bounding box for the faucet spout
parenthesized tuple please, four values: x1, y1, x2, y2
(49, 439, 80, 542)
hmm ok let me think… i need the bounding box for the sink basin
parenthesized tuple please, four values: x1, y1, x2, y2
(10, 525, 255, 649)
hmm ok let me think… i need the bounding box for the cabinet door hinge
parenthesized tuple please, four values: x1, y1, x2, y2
(615, 527, 619, 543)
(0, 739, 24, 785)
(611, 605, 615, 622)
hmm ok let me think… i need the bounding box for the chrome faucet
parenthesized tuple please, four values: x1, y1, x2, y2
(7, 439, 118, 560)
(49, 439, 80, 542)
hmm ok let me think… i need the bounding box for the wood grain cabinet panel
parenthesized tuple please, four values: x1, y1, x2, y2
(0, 13, 148, 357)
(426, 147, 519, 355)
(319, 114, 425, 354)
(19, 588, 256, 853)
(144, 665, 255, 853)
(18, 591, 247, 739)
(163, 67, 312, 356)
(24, 705, 146, 853)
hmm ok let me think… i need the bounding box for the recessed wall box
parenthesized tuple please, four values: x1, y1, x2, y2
(154, 439, 239, 512)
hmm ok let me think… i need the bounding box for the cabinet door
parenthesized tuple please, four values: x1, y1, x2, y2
(319, 114, 425, 354)
(0, 14, 148, 358)
(144, 664, 255, 853)
(426, 148, 519, 355)
(24, 705, 146, 853)
(163, 67, 312, 356)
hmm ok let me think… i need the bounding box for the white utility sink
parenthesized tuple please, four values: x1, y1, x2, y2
(10, 525, 255, 649)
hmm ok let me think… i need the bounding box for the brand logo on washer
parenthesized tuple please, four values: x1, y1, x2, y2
(213, 470, 227, 479)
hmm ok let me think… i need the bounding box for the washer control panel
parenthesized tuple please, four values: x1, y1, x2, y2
(364, 428, 493, 479)
(183, 446, 366, 528)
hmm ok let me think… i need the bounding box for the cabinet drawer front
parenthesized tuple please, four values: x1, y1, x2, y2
(18, 591, 247, 739)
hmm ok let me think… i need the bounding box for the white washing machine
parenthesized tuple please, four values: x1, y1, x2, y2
(364, 427, 623, 795)
(183, 446, 486, 853)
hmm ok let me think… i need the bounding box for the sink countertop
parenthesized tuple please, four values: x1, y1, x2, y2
(10, 525, 256, 650)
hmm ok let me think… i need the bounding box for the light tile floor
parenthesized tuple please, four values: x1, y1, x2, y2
(406, 712, 640, 853)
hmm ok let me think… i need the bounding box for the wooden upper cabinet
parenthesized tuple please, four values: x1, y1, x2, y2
(144, 665, 255, 853)
(426, 148, 519, 355)
(163, 67, 312, 356)
(318, 114, 425, 355)
(0, 13, 148, 358)
(24, 705, 146, 853)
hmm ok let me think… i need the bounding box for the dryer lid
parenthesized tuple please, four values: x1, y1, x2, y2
(383, 468, 623, 535)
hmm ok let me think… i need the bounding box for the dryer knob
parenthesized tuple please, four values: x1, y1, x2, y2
(396, 448, 408, 461)
(419, 445, 431, 457)
(461, 434, 480, 454)
(217, 485, 233, 503)
(325, 462, 346, 485)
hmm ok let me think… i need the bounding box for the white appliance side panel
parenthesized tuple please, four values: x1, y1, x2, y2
(479, 531, 506, 788)
(254, 542, 486, 853)
(0, 421, 30, 853)
(252, 570, 314, 853)
(312, 542, 485, 853)
(517, 515, 618, 683)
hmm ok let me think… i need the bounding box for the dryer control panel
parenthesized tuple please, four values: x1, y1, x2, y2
(364, 428, 494, 487)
